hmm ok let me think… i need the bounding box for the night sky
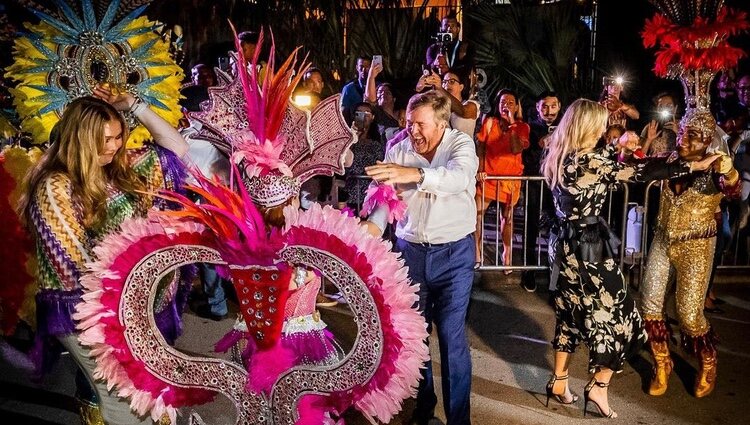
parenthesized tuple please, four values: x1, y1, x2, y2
(597, 0, 750, 118)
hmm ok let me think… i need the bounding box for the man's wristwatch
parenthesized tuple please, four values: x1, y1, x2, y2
(417, 167, 425, 185)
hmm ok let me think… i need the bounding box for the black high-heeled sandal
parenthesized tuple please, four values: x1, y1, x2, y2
(583, 378, 616, 418)
(545, 374, 579, 407)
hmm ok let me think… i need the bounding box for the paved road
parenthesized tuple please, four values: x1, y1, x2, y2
(1, 275, 748, 424)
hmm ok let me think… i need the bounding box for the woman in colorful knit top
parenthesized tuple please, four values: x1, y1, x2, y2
(19, 87, 188, 425)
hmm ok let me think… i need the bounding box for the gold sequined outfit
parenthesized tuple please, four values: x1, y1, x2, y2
(642, 171, 735, 353)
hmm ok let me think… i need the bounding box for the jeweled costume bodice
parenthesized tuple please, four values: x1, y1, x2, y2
(655, 172, 722, 242)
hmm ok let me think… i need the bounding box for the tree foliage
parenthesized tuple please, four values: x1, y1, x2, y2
(466, 0, 590, 105)
(149, 0, 444, 94)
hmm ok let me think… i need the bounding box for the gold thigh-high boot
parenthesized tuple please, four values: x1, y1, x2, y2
(695, 347, 717, 398)
(645, 318, 673, 396)
(76, 397, 105, 425)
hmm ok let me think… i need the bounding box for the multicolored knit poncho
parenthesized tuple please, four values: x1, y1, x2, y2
(28, 144, 185, 374)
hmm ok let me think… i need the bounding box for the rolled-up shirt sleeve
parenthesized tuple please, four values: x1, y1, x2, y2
(418, 135, 478, 196)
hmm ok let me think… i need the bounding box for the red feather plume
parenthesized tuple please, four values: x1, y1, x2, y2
(642, 7, 749, 76)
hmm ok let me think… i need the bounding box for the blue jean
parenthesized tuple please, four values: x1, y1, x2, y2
(396, 234, 474, 425)
(199, 263, 228, 316)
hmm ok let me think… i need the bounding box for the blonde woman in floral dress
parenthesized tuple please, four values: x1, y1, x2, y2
(539, 99, 718, 418)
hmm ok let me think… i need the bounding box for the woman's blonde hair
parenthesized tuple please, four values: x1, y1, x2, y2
(540, 98, 608, 189)
(19, 96, 146, 228)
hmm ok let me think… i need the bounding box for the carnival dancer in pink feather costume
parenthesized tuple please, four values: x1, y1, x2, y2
(214, 193, 342, 395)
(73, 22, 428, 424)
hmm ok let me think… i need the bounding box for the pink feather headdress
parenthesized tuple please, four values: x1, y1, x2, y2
(187, 24, 356, 209)
(228, 24, 308, 179)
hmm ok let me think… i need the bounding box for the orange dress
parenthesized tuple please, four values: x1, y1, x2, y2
(477, 116, 530, 205)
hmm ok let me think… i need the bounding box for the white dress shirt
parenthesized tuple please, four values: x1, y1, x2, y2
(181, 123, 230, 184)
(385, 128, 478, 244)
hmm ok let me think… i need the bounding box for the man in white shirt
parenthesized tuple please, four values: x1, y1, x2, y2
(182, 122, 231, 321)
(366, 90, 478, 425)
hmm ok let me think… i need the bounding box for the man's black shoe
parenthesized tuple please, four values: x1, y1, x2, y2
(521, 272, 537, 293)
(194, 304, 227, 322)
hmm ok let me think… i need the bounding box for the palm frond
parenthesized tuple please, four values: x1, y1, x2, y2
(467, 1, 588, 104)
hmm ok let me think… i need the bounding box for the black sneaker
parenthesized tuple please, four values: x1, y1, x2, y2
(521, 272, 537, 293)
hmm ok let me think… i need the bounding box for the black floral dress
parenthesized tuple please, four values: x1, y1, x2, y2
(549, 144, 690, 372)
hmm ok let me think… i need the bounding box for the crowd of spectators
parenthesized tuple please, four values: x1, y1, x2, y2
(177, 13, 750, 300)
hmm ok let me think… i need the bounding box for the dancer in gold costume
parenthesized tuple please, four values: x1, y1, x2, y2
(639, 0, 747, 399)
(641, 110, 739, 398)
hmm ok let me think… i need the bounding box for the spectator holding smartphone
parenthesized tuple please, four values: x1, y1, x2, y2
(415, 69, 478, 137)
(599, 77, 639, 129)
(345, 103, 385, 211)
(641, 92, 680, 156)
(364, 57, 405, 141)
(341, 55, 371, 123)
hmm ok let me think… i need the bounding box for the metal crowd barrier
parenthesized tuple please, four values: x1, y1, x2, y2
(331, 174, 749, 282)
(477, 176, 630, 276)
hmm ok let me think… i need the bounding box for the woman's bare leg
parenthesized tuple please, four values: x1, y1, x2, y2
(588, 367, 617, 418)
(475, 194, 489, 264)
(499, 202, 514, 267)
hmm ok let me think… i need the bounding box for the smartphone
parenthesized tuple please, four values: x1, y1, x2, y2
(218, 57, 230, 72)
(657, 109, 673, 122)
(372, 55, 383, 68)
(354, 111, 367, 128)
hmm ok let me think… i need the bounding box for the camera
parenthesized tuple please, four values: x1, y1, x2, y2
(602, 76, 624, 87)
(432, 32, 453, 44)
(657, 108, 673, 122)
